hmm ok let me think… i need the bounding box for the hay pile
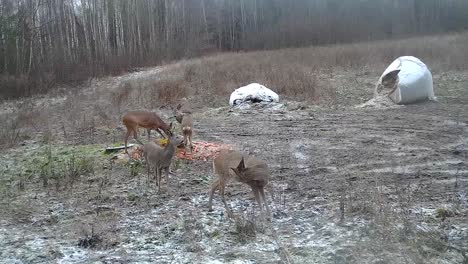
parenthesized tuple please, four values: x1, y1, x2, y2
(126, 140, 233, 161)
(356, 95, 403, 109)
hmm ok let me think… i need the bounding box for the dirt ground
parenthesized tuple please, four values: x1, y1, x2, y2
(0, 65, 467, 264)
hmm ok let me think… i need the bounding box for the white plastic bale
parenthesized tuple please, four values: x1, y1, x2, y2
(229, 83, 279, 106)
(376, 56, 436, 104)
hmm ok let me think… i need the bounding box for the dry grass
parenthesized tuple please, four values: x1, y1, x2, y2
(142, 31, 468, 107)
(0, 103, 41, 147)
(4, 32, 468, 149)
(153, 78, 188, 106)
(338, 171, 468, 263)
(0, 115, 22, 147)
(0, 73, 56, 99)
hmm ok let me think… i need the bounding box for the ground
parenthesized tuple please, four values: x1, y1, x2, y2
(0, 62, 467, 264)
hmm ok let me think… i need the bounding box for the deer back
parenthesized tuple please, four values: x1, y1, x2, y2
(143, 142, 165, 165)
(123, 111, 168, 130)
(213, 149, 243, 179)
(181, 114, 193, 136)
(214, 150, 269, 186)
(144, 134, 181, 168)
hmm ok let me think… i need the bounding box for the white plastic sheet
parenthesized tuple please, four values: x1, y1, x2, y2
(376, 56, 435, 104)
(229, 83, 279, 106)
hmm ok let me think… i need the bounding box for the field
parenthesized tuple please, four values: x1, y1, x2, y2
(0, 33, 467, 263)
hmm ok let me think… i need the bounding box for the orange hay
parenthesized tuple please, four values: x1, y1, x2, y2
(176, 141, 233, 161)
(127, 141, 233, 161)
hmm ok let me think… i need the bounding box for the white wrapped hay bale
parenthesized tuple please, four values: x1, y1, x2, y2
(229, 83, 279, 106)
(375, 56, 436, 104)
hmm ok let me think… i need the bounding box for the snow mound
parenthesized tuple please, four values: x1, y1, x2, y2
(229, 83, 279, 106)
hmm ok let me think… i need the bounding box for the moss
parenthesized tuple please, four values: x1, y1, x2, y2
(0, 144, 107, 196)
(127, 193, 140, 202)
(435, 208, 454, 219)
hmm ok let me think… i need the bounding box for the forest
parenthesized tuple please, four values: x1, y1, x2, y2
(1, 1, 468, 263)
(1, 0, 468, 98)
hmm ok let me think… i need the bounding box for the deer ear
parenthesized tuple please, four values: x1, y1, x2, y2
(237, 157, 246, 171)
(176, 104, 182, 110)
(230, 167, 240, 177)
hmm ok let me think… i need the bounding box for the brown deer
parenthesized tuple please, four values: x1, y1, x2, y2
(139, 131, 183, 192)
(173, 104, 193, 153)
(208, 149, 271, 217)
(122, 110, 172, 154)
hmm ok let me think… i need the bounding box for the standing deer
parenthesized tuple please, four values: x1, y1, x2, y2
(173, 104, 193, 153)
(208, 149, 271, 217)
(140, 131, 183, 192)
(122, 110, 172, 154)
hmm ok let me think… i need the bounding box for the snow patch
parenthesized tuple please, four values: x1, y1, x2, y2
(230, 83, 279, 106)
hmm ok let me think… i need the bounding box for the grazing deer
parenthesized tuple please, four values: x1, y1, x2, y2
(140, 130, 183, 192)
(122, 110, 172, 154)
(173, 104, 193, 153)
(208, 149, 271, 217)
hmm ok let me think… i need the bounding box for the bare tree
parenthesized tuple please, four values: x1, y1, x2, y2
(1, 0, 468, 98)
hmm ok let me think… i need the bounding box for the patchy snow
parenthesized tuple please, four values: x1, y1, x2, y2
(229, 83, 279, 106)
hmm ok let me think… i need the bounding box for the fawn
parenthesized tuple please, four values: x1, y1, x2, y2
(173, 104, 193, 153)
(140, 129, 183, 192)
(122, 110, 172, 154)
(208, 149, 271, 217)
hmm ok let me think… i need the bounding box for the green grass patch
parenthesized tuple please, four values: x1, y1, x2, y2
(0, 143, 108, 196)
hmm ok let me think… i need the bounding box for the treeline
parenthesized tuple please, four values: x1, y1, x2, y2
(1, 0, 468, 98)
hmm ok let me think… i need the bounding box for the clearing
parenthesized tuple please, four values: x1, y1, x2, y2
(1, 36, 468, 263)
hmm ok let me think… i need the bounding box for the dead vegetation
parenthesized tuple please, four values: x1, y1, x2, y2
(111, 32, 468, 108)
(0, 115, 22, 148)
(342, 176, 468, 263)
(0, 33, 467, 263)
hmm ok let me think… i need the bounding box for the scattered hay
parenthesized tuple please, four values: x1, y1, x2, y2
(176, 141, 234, 161)
(356, 95, 403, 109)
(122, 140, 233, 162)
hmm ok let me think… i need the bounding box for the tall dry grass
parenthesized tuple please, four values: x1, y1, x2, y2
(133, 31, 468, 107)
(4, 32, 468, 147)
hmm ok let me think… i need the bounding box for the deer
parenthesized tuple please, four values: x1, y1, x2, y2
(173, 104, 193, 153)
(138, 128, 183, 192)
(122, 110, 172, 154)
(208, 149, 271, 218)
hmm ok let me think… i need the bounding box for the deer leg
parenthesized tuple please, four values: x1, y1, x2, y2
(183, 134, 187, 154)
(220, 184, 234, 218)
(220, 182, 232, 214)
(251, 186, 264, 214)
(157, 167, 162, 193)
(146, 128, 151, 141)
(146, 157, 151, 186)
(124, 129, 131, 154)
(208, 179, 220, 211)
(188, 134, 193, 154)
(164, 167, 170, 188)
(154, 167, 161, 193)
(259, 187, 271, 218)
